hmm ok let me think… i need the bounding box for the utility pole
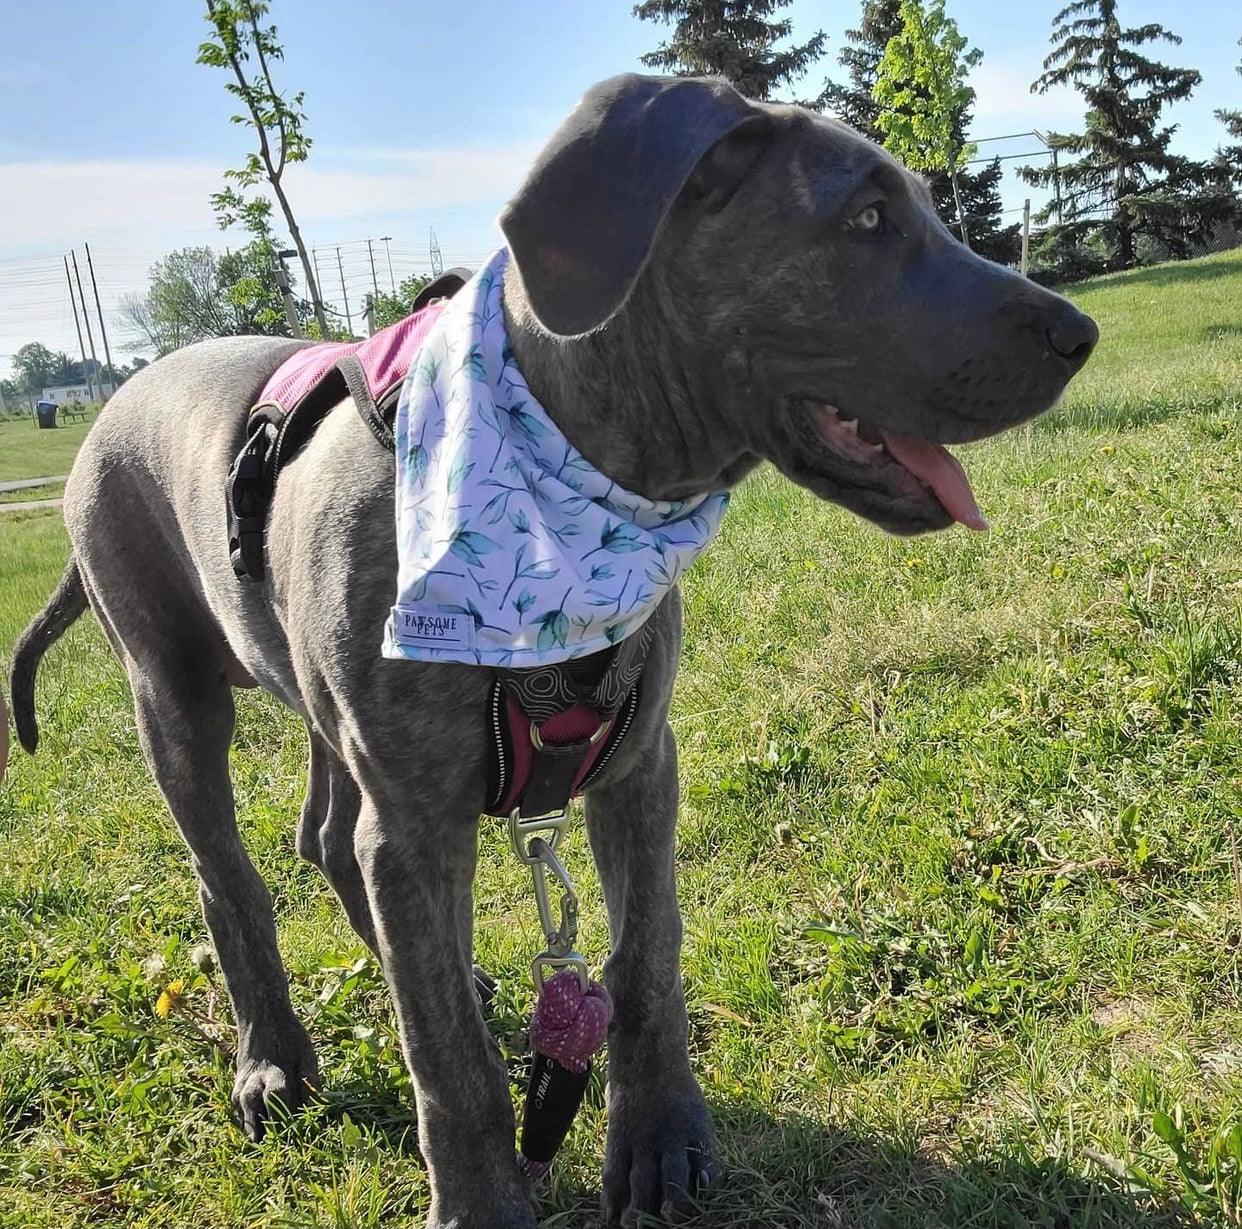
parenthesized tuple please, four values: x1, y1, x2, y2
(1051, 149, 1063, 226)
(429, 228, 443, 277)
(381, 235, 395, 292)
(71, 251, 101, 404)
(84, 243, 115, 399)
(1020, 199, 1031, 277)
(335, 245, 353, 336)
(274, 249, 304, 339)
(312, 245, 327, 319)
(65, 255, 95, 401)
(364, 293, 376, 337)
(1034, 130, 1063, 227)
(366, 238, 380, 299)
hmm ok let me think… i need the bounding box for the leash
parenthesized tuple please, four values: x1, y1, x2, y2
(490, 626, 661, 1178)
(508, 809, 611, 1180)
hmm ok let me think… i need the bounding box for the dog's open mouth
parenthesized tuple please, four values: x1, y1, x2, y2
(806, 401, 988, 531)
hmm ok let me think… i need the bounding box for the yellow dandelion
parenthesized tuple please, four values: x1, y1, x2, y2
(1099, 443, 1115, 455)
(155, 979, 186, 1020)
(906, 555, 925, 568)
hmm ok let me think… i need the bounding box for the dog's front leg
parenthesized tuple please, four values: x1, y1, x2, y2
(353, 796, 535, 1229)
(585, 723, 722, 1224)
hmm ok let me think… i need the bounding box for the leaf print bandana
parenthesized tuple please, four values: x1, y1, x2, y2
(382, 249, 730, 667)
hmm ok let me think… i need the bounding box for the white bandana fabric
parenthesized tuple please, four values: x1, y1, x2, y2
(382, 249, 730, 667)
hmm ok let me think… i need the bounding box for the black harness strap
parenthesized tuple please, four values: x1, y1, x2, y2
(226, 269, 474, 583)
(337, 353, 400, 453)
(226, 406, 283, 582)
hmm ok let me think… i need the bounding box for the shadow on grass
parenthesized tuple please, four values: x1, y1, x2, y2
(321, 1084, 1191, 1227)
(695, 1106, 1193, 1229)
(1202, 322, 1242, 342)
(561, 1106, 1191, 1228)
(1069, 259, 1242, 295)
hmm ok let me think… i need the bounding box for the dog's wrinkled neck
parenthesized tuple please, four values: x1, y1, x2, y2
(502, 275, 757, 503)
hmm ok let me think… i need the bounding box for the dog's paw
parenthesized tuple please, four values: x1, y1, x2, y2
(231, 1030, 320, 1141)
(602, 1080, 722, 1225)
(426, 1190, 538, 1229)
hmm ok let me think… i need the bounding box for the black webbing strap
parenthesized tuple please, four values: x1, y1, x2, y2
(227, 381, 349, 581)
(226, 268, 475, 582)
(337, 354, 398, 453)
(226, 407, 283, 581)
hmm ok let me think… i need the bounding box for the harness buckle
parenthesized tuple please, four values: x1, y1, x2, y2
(532, 952, 590, 993)
(508, 807, 570, 863)
(529, 718, 612, 752)
(226, 416, 279, 581)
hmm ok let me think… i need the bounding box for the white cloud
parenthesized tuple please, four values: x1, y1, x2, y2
(971, 59, 1084, 134)
(283, 141, 540, 222)
(0, 140, 539, 250)
(0, 141, 537, 360)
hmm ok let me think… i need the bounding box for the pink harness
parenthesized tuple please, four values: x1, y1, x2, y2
(254, 303, 446, 426)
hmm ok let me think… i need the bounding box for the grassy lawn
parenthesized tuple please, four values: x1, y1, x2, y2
(0, 412, 99, 483)
(0, 481, 66, 506)
(1, 250, 1240, 1227)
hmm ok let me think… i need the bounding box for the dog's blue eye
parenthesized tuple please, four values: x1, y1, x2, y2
(851, 204, 884, 233)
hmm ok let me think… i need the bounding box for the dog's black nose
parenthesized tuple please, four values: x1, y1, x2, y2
(1047, 305, 1099, 372)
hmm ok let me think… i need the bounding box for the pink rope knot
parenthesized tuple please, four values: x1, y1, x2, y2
(529, 970, 612, 1074)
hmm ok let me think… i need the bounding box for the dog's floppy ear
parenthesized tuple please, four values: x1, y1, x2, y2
(500, 73, 766, 337)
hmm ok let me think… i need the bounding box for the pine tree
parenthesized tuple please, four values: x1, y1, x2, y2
(1019, 0, 1231, 271)
(821, 0, 1018, 264)
(633, 0, 826, 101)
(1215, 38, 1242, 185)
(818, 0, 902, 134)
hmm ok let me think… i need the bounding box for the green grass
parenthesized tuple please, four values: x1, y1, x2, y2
(1, 250, 1240, 1227)
(0, 412, 98, 482)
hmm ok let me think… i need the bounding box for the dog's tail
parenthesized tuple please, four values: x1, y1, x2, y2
(8, 557, 89, 756)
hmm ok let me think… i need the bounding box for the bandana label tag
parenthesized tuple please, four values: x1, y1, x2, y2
(389, 606, 477, 652)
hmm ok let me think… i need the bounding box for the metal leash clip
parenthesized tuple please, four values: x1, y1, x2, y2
(509, 809, 590, 992)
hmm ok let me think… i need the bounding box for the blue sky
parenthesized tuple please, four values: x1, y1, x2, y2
(0, 0, 1236, 364)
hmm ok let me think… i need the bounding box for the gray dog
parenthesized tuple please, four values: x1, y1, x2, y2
(10, 75, 1096, 1226)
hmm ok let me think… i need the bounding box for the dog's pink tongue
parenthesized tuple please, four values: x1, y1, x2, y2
(882, 434, 988, 531)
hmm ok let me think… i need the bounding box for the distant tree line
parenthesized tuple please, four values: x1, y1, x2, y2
(18, 0, 1235, 386)
(636, 0, 1242, 282)
(1, 342, 145, 411)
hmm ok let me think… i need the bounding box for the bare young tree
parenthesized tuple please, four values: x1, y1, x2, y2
(198, 0, 329, 335)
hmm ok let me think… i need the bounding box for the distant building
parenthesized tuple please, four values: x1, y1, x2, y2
(41, 382, 114, 404)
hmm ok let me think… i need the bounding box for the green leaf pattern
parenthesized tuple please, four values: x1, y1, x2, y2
(386, 249, 729, 665)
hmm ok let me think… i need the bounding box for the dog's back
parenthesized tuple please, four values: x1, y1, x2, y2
(10, 336, 307, 750)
